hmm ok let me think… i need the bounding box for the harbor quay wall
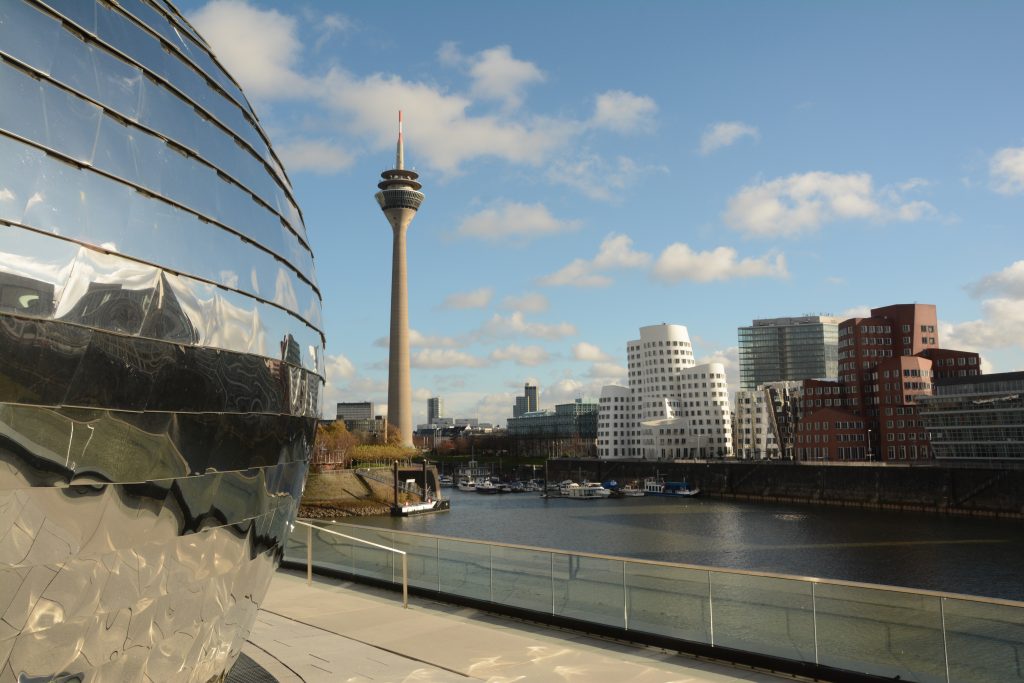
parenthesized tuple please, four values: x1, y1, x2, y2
(545, 459, 1024, 517)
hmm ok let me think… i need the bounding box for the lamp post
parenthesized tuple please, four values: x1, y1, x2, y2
(867, 428, 873, 462)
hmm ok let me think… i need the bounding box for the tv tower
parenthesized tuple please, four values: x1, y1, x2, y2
(375, 111, 424, 447)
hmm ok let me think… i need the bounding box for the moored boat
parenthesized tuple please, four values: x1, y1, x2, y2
(560, 481, 612, 499)
(643, 477, 700, 497)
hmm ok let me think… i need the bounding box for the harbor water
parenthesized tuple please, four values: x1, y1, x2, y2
(355, 489, 1024, 601)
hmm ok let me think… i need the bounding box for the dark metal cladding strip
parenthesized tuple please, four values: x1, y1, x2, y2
(0, 405, 316, 488)
(0, 314, 322, 417)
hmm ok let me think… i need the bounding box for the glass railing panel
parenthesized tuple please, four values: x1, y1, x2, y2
(624, 562, 710, 644)
(491, 546, 552, 614)
(393, 531, 440, 592)
(347, 528, 395, 583)
(815, 584, 946, 682)
(943, 597, 1024, 683)
(438, 538, 491, 602)
(710, 571, 814, 662)
(553, 554, 625, 628)
(310, 524, 354, 575)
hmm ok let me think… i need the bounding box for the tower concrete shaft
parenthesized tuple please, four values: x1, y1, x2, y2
(375, 112, 424, 447)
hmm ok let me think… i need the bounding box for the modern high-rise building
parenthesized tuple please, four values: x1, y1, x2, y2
(337, 401, 374, 421)
(738, 315, 840, 389)
(512, 383, 539, 418)
(795, 304, 980, 462)
(427, 396, 444, 425)
(375, 112, 425, 447)
(918, 372, 1024, 460)
(597, 324, 733, 459)
(733, 382, 804, 459)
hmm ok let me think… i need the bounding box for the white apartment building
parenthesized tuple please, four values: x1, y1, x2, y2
(597, 323, 733, 459)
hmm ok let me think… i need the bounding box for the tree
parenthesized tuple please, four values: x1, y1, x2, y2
(315, 420, 358, 467)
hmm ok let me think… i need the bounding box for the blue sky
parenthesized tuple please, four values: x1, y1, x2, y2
(180, 0, 1024, 425)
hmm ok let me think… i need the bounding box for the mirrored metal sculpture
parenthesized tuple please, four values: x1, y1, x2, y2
(0, 1, 323, 680)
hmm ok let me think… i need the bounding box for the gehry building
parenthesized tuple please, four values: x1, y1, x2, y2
(597, 324, 733, 459)
(0, 2, 323, 680)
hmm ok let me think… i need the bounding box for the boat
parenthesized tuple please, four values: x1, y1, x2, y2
(393, 498, 451, 516)
(643, 477, 701, 497)
(475, 479, 500, 494)
(457, 476, 476, 491)
(439, 474, 454, 488)
(560, 481, 612, 499)
(618, 482, 645, 497)
(0, 3, 322, 679)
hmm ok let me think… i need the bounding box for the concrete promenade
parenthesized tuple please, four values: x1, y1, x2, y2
(243, 568, 790, 682)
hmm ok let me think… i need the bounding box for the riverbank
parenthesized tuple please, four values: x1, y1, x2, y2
(546, 459, 1024, 518)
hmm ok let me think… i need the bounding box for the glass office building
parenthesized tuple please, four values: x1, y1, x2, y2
(0, 1, 323, 680)
(738, 316, 839, 390)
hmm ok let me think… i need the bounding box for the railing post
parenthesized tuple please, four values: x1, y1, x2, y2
(940, 597, 951, 683)
(402, 553, 409, 609)
(708, 570, 714, 647)
(306, 523, 312, 586)
(812, 581, 819, 665)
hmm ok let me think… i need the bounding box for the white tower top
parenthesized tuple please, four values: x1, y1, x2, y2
(396, 110, 404, 170)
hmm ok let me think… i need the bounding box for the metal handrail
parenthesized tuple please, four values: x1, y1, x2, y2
(293, 520, 408, 608)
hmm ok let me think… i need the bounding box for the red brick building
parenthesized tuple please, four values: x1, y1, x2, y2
(795, 304, 980, 461)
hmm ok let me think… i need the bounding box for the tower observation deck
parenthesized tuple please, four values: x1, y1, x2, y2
(375, 111, 424, 447)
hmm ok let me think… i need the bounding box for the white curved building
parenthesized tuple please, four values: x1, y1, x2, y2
(598, 324, 733, 459)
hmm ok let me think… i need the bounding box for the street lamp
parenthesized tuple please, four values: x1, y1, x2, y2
(867, 428, 873, 462)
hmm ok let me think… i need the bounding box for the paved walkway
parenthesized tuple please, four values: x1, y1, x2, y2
(243, 569, 792, 683)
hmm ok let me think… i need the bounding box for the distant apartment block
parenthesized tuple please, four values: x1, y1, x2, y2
(427, 397, 444, 425)
(512, 383, 539, 418)
(738, 315, 839, 390)
(336, 401, 386, 439)
(795, 304, 980, 462)
(598, 323, 733, 459)
(734, 381, 804, 459)
(918, 372, 1024, 460)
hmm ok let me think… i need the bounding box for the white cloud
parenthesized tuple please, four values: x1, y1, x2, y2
(943, 299, 1024, 350)
(968, 260, 1024, 299)
(502, 292, 549, 313)
(546, 153, 664, 202)
(412, 349, 487, 369)
(325, 353, 356, 381)
(588, 362, 627, 380)
(590, 91, 658, 133)
(539, 233, 650, 288)
(699, 121, 759, 155)
(652, 243, 788, 283)
(189, 1, 310, 99)
(313, 13, 353, 51)
(724, 172, 936, 237)
(276, 139, 354, 174)
(840, 305, 872, 319)
(478, 312, 576, 340)
(438, 44, 545, 110)
(490, 344, 550, 366)
(455, 202, 580, 242)
(537, 259, 612, 288)
(990, 147, 1024, 195)
(442, 287, 493, 310)
(573, 342, 611, 362)
(374, 329, 460, 348)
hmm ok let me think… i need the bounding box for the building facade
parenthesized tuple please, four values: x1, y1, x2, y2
(738, 315, 839, 390)
(337, 401, 374, 421)
(795, 304, 981, 462)
(507, 399, 598, 457)
(512, 383, 539, 418)
(598, 324, 733, 459)
(427, 396, 444, 425)
(733, 381, 804, 459)
(918, 372, 1024, 460)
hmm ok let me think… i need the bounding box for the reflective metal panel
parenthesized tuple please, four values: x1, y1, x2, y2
(0, 1, 323, 680)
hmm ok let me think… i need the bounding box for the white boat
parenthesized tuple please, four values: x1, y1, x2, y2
(475, 479, 500, 494)
(618, 483, 645, 497)
(456, 476, 476, 492)
(439, 475, 454, 488)
(560, 481, 612, 499)
(643, 477, 700, 497)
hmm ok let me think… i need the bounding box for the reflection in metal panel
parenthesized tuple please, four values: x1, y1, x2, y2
(0, 1, 323, 680)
